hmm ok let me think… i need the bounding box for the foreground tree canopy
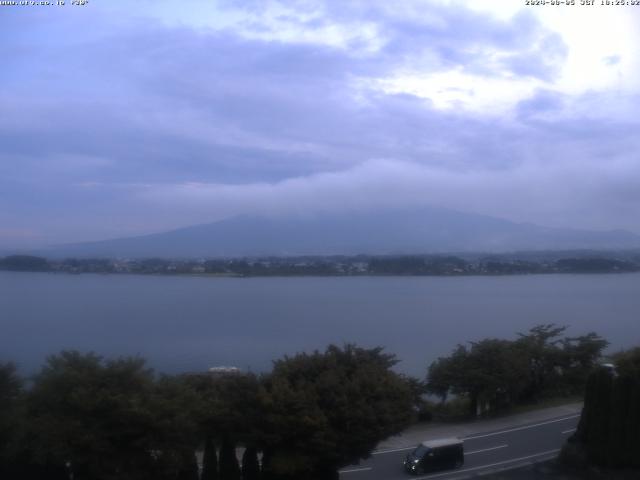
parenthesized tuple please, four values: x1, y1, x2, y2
(0, 330, 613, 479)
(0, 345, 414, 480)
(572, 347, 640, 468)
(6, 352, 200, 479)
(261, 345, 413, 479)
(426, 324, 609, 416)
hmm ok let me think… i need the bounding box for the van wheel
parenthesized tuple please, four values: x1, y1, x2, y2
(454, 459, 463, 468)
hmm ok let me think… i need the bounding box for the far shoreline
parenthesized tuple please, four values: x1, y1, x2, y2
(2, 252, 640, 278)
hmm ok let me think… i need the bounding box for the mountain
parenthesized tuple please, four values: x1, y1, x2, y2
(44, 208, 640, 258)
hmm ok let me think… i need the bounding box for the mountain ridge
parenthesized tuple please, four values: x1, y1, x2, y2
(42, 207, 640, 259)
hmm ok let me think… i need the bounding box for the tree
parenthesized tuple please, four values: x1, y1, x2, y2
(427, 340, 529, 416)
(219, 438, 241, 480)
(575, 367, 613, 465)
(26, 351, 199, 479)
(572, 347, 640, 468)
(368, 257, 427, 275)
(426, 345, 467, 403)
(201, 435, 219, 480)
(28, 352, 159, 478)
(0, 255, 50, 272)
(241, 446, 261, 480)
(402, 375, 430, 420)
(176, 450, 199, 480)
(560, 333, 609, 393)
(261, 344, 414, 479)
(149, 375, 201, 479)
(186, 371, 262, 479)
(516, 324, 568, 401)
(612, 346, 640, 378)
(0, 363, 24, 477)
(467, 339, 529, 413)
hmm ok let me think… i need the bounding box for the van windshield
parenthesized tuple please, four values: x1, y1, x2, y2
(414, 445, 429, 457)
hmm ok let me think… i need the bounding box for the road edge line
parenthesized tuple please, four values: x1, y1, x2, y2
(414, 449, 561, 479)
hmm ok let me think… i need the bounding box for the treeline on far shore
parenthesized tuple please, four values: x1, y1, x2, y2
(0, 324, 620, 480)
(2, 252, 640, 276)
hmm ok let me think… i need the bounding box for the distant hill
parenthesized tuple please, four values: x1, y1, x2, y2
(44, 208, 640, 258)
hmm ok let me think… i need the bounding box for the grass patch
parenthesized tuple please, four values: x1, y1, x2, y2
(415, 394, 583, 425)
(506, 394, 583, 416)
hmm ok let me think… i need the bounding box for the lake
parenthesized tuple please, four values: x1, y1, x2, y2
(2, 271, 639, 377)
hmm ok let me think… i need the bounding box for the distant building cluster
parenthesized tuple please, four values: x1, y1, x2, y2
(208, 366, 242, 375)
(1, 253, 639, 276)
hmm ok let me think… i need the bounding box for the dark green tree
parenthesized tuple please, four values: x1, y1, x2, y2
(575, 367, 614, 465)
(26, 352, 155, 478)
(560, 332, 609, 393)
(149, 375, 201, 479)
(368, 256, 427, 275)
(606, 347, 640, 467)
(201, 435, 219, 480)
(402, 375, 430, 420)
(426, 347, 465, 403)
(427, 339, 529, 416)
(612, 346, 640, 377)
(427, 325, 607, 416)
(516, 324, 568, 400)
(219, 438, 241, 480)
(186, 371, 262, 479)
(0, 363, 24, 477)
(0, 255, 50, 272)
(261, 344, 414, 479)
(241, 446, 261, 480)
(176, 450, 199, 480)
(573, 347, 640, 468)
(26, 351, 199, 479)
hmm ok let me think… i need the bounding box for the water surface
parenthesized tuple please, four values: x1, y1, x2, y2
(2, 272, 639, 377)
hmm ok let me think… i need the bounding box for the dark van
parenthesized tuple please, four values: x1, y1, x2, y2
(403, 438, 464, 474)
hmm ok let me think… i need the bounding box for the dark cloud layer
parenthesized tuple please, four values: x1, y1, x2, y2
(1, 1, 638, 247)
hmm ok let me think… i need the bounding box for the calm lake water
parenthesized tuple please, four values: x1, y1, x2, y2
(2, 271, 639, 377)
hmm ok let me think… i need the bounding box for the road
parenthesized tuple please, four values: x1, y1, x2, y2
(339, 413, 580, 480)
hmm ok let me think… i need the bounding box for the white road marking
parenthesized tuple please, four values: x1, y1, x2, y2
(338, 466, 372, 474)
(561, 428, 577, 434)
(466, 444, 508, 455)
(415, 449, 561, 479)
(371, 414, 579, 458)
(464, 414, 580, 440)
(372, 446, 414, 455)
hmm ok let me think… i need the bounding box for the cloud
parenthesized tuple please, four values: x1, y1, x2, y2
(603, 55, 622, 66)
(1, 0, 639, 247)
(516, 89, 565, 120)
(138, 154, 640, 235)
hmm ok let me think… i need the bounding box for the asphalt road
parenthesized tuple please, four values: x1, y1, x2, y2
(339, 414, 580, 480)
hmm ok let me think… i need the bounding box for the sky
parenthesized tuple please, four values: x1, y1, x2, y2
(2, 0, 640, 248)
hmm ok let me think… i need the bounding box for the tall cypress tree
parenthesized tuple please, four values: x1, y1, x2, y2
(587, 369, 613, 465)
(607, 375, 629, 466)
(219, 438, 241, 480)
(177, 451, 199, 480)
(260, 448, 274, 480)
(241, 446, 261, 480)
(575, 348, 640, 469)
(201, 436, 219, 480)
(629, 380, 640, 468)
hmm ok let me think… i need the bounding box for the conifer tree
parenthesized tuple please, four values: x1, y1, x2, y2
(241, 446, 261, 480)
(201, 435, 219, 480)
(176, 451, 199, 480)
(219, 438, 241, 480)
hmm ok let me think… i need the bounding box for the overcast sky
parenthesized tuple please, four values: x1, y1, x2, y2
(2, 0, 640, 248)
